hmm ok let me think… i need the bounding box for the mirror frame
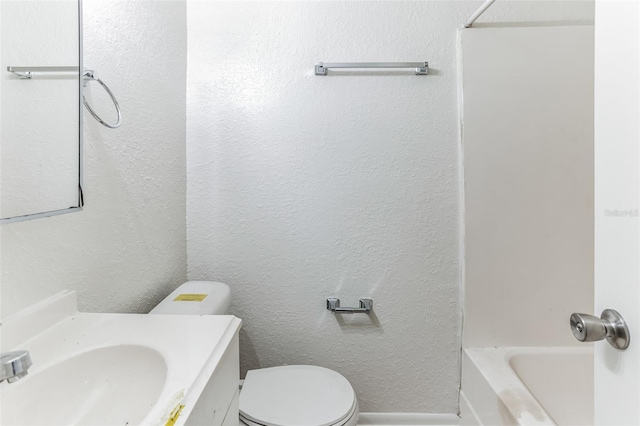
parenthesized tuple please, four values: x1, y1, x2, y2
(1, 0, 84, 224)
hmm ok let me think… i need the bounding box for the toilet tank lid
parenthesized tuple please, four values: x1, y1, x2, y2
(149, 281, 231, 315)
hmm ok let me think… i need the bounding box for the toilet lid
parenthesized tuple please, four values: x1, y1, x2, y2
(239, 365, 356, 426)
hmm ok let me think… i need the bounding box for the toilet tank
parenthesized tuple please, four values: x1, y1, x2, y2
(149, 281, 231, 315)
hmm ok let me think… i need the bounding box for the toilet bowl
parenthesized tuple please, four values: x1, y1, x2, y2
(150, 281, 359, 426)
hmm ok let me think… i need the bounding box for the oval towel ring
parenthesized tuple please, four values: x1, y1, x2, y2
(82, 70, 121, 129)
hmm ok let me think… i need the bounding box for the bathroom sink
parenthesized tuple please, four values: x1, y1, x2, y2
(2, 345, 167, 425)
(0, 290, 242, 426)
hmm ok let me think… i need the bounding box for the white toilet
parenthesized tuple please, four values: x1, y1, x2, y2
(150, 281, 359, 426)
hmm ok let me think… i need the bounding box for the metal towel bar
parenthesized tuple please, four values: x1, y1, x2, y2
(6, 66, 122, 129)
(6, 66, 79, 79)
(315, 62, 428, 76)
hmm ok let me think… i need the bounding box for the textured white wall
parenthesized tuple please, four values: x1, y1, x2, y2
(186, 0, 595, 413)
(1, 0, 187, 317)
(461, 25, 595, 348)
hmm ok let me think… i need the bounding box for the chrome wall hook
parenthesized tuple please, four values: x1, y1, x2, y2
(327, 298, 373, 314)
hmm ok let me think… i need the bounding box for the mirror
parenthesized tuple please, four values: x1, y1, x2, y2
(0, 0, 82, 223)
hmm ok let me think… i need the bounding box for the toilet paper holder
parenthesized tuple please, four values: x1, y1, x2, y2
(326, 298, 372, 314)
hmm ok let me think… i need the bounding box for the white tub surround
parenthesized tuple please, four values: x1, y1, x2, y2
(0, 291, 242, 426)
(461, 24, 595, 348)
(460, 347, 593, 426)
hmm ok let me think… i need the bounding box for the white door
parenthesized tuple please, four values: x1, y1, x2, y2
(594, 0, 640, 424)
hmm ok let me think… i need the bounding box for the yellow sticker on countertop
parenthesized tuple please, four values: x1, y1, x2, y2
(164, 404, 185, 426)
(173, 293, 208, 302)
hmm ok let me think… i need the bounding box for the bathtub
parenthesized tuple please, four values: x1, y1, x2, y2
(460, 347, 593, 426)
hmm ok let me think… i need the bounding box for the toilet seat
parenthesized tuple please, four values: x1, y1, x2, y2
(239, 365, 358, 426)
(239, 403, 358, 426)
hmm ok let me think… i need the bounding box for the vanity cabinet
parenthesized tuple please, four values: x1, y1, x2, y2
(185, 332, 240, 426)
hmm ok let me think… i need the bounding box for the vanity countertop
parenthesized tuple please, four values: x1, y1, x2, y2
(0, 290, 242, 426)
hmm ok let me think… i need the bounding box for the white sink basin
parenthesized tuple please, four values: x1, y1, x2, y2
(2, 345, 167, 425)
(0, 291, 242, 426)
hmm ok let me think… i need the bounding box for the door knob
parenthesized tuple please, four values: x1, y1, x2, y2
(570, 309, 630, 350)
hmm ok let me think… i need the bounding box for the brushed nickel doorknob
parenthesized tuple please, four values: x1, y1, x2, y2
(570, 309, 630, 350)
